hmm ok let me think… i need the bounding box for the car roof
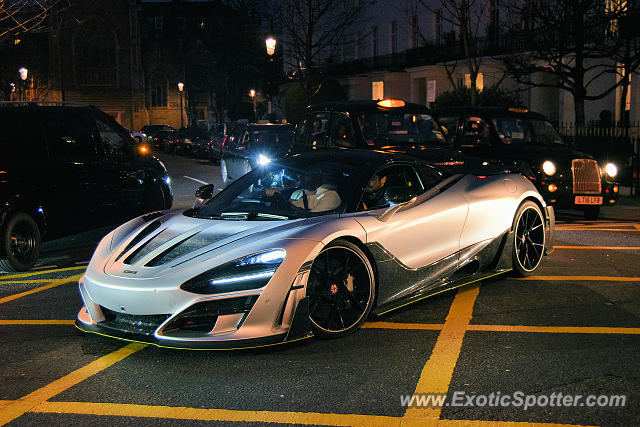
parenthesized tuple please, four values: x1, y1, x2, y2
(307, 100, 433, 114)
(284, 149, 424, 172)
(433, 106, 549, 121)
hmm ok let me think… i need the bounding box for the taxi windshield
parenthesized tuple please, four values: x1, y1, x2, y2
(357, 112, 446, 146)
(492, 116, 566, 145)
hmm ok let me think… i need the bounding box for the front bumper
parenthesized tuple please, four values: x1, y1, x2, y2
(76, 271, 313, 350)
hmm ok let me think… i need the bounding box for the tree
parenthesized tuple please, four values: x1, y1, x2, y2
(279, 0, 370, 104)
(502, 0, 640, 126)
(0, 0, 66, 41)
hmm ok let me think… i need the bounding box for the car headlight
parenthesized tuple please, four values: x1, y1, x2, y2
(257, 154, 272, 165)
(180, 249, 286, 295)
(542, 160, 556, 176)
(605, 163, 618, 178)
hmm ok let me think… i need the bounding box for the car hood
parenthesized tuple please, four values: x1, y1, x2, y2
(103, 211, 322, 279)
(375, 144, 462, 163)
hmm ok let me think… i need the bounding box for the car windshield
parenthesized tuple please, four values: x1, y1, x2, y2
(248, 129, 293, 145)
(193, 161, 360, 220)
(491, 116, 565, 145)
(357, 112, 446, 145)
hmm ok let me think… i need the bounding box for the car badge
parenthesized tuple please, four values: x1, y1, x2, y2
(123, 270, 138, 274)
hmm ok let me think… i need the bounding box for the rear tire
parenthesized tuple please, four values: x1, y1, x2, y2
(512, 201, 545, 277)
(583, 206, 600, 220)
(0, 213, 41, 272)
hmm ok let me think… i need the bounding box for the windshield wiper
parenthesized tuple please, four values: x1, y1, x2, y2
(220, 211, 289, 220)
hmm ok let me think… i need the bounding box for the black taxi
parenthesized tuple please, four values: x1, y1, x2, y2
(292, 99, 462, 165)
(433, 107, 619, 219)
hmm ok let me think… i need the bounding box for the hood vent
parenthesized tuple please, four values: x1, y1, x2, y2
(145, 230, 238, 267)
(114, 220, 162, 262)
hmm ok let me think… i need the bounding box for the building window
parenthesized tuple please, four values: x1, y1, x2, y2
(465, 73, 484, 91)
(150, 75, 168, 107)
(74, 17, 118, 86)
(390, 20, 397, 53)
(154, 16, 164, 30)
(409, 15, 419, 48)
(372, 81, 384, 100)
(372, 26, 379, 57)
(434, 9, 443, 44)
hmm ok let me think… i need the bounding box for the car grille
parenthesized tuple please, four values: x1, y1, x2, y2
(100, 306, 170, 336)
(572, 159, 601, 194)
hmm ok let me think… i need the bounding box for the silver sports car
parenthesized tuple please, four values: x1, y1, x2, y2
(76, 150, 555, 349)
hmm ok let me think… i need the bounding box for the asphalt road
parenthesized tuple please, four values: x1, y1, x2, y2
(1, 152, 639, 426)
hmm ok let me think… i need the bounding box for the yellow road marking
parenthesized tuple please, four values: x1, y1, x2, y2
(0, 274, 83, 305)
(404, 285, 480, 422)
(556, 227, 639, 231)
(26, 401, 592, 427)
(519, 275, 640, 282)
(0, 279, 59, 284)
(0, 320, 75, 325)
(31, 401, 401, 426)
(467, 325, 640, 334)
(363, 322, 443, 331)
(556, 222, 638, 228)
(554, 245, 640, 250)
(0, 343, 146, 425)
(0, 265, 85, 281)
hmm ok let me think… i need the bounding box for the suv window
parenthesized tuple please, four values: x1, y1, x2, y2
(308, 112, 330, 149)
(0, 110, 47, 157)
(92, 114, 130, 157)
(42, 110, 96, 157)
(330, 113, 356, 148)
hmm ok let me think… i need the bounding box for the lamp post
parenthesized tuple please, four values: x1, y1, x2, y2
(9, 83, 15, 101)
(178, 82, 184, 128)
(18, 67, 28, 101)
(265, 37, 276, 115)
(249, 89, 256, 121)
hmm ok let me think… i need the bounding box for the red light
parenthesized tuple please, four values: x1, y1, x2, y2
(476, 175, 487, 179)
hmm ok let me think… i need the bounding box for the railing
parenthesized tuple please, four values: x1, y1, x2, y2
(557, 123, 640, 196)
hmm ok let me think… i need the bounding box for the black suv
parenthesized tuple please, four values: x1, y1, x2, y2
(0, 103, 173, 271)
(433, 107, 619, 219)
(292, 99, 461, 165)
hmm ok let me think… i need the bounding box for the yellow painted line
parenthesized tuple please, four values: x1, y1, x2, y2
(0, 265, 85, 281)
(468, 325, 640, 334)
(404, 285, 480, 422)
(556, 227, 639, 231)
(556, 222, 638, 228)
(0, 342, 146, 425)
(0, 279, 58, 284)
(363, 322, 443, 331)
(0, 320, 75, 325)
(32, 401, 401, 427)
(438, 421, 595, 427)
(554, 246, 640, 250)
(0, 274, 83, 305)
(519, 275, 640, 282)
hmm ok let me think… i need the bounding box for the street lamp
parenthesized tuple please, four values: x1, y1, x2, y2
(265, 37, 276, 115)
(18, 67, 28, 101)
(9, 83, 15, 101)
(249, 89, 256, 121)
(178, 82, 184, 128)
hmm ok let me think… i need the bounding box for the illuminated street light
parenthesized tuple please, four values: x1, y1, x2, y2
(178, 82, 184, 128)
(19, 67, 28, 81)
(265, 37, 276, 56)
(18, 67, 28, 101)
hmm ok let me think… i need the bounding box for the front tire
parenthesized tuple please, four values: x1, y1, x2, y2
(307, 239, 376, 338)
(512, 201, 545, 277)
(0, 213, 41, 272)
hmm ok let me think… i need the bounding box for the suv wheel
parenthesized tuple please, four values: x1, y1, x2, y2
(0, 213, 41, 272)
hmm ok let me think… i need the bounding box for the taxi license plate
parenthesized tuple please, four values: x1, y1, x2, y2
(575, 196, 603, 205)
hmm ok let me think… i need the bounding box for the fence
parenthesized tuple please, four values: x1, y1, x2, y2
(557, 122, 640, 196)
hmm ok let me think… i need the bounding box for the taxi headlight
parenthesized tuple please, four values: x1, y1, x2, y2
(542, 160, 556, 176)
(605, 163, 618, 178)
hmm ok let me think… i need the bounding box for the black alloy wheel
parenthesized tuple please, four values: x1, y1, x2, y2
(307, 239, 376, 337)
(0, 213, 41, 272)
(512, 201, 545, 277)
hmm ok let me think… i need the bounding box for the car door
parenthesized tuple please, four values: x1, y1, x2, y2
(41, 109, 105, 233)
(86, 111, 147, 223)
(226, 128, 250, 180)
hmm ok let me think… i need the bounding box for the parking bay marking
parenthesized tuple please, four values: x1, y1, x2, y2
(0, 274, 83, 305)
(519, 275, 640, 282)
(364, 322, 640, 335)
(0, 320, 75, 325)
(0, 265, 85, 281)
(554, 246, 640, 250)
(0, 342, 146, 426)
(183, 175, 209, 185)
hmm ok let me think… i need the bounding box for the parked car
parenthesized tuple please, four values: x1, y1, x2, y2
(220, 123, 295, 184)
(432, 107, 620, 219)
(292, 99, 461, 165)
(141, 124, 176, 152)
(175, 126, 213, 158)
(126, 128, 148, 143)
(0, 103, 173, 272)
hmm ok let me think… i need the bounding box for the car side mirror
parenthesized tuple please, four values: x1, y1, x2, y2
(384, 186, 417, 204)
(193, 184, 215, 209)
